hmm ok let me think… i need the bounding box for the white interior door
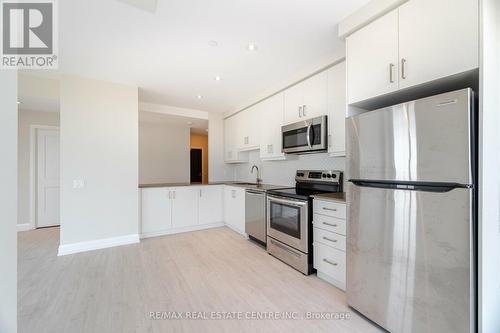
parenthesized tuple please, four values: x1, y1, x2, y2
(37, 128, 60, 228)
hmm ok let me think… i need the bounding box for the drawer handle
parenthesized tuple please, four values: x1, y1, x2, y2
(322, 236, 337, 243)
(270, 239, 301, 258)
(323, 258, 338, 266)
(323, 222, 338, 227)
(323, 207, 337, 212)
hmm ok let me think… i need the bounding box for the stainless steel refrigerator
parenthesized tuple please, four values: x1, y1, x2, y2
(346, 88, 476, 333)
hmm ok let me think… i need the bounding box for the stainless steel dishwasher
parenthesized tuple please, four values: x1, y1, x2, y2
(245, 189, 266, 245)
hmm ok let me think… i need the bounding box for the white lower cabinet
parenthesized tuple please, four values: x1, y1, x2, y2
(141, 185, 245, 238)
(141, 185, 224, 238)
(313, 199, 347, 290)
(198, 186, 224, 225)
(171, 187, 199, 229)
(224, 186, 246, 235)
(141, 187, 172, 236)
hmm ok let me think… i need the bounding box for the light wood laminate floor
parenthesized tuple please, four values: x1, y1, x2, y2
(18, 227, 382, 333)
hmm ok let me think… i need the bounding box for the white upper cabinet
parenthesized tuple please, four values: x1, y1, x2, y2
(224, 115, 237, 162)
(171, 187, 199, 229)
(224, 114, 248, 163)
(259, 93, 285, 160)
(346, 9, 399, 104)
(301, 71, 328, 120)
(327, 61, 347, 156)
(398, 0, 479, 90)
(283, 83, 303, 124)
(346, 0, 479, 104)
(238, 106, 260, 150)
(198, 186, 224, 225)
(284, 71, 328, 124)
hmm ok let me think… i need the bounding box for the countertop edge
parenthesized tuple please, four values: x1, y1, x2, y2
(311, 192, 347, 203)
(139, 182, 289, 191)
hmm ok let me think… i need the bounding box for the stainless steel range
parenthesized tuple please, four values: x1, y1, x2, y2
(266, 170, 342, 275)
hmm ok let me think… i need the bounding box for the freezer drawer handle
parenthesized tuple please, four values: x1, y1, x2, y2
(323, 258, 338, 266)
(322, 207, 337, 212)
(322, 236, 338, 243)
(323, 222, 338, 227)
(349, 179, 471, 192)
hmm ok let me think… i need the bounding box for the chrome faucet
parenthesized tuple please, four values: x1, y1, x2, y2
(251, 165, 262, 185)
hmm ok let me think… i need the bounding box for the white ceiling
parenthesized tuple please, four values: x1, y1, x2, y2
(139, 111, 208, 135)
(53, 0, 369, 113)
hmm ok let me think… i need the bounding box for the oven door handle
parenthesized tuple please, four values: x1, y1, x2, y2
(267, 195, 308, 207)
(306, 123, 313, 148)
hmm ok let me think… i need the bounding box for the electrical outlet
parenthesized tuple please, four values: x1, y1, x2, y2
(73, 179, 85, 189)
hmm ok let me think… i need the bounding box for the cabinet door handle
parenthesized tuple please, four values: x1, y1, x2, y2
(323, 258, 338, 266)
(172, 191, 176, 199)
(199, 189, 202, 197)
(389, 63, 395, 83)
(168, 191, 171, 199)
(298, 105, 303, 118)
(401, 58, 407, 79)
(302, 105, 307, 117)
(323, 236, 338, 243)
(323, 222, 338, 227)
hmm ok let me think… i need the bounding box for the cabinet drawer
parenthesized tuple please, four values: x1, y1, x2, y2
(313, 227, 346, 252)
(313, 242, 346, 286)
(313, 200, 346, 219)
(313, 214, 346, 236)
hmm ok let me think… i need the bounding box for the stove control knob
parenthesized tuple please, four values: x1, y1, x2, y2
(327, 174, 331, 178)
(332, 174, 337, 179)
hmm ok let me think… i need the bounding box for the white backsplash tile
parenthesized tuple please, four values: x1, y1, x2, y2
(233, 150, 346, 187)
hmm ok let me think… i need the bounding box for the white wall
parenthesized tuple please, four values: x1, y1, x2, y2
(479, 0, 500, 331)
(139, 119, 190, 184)
(233, 150, 346, 187)
(59, 75, 139, 246)
(208, 112, 234, 181)
(17, 110, 59, 228)
(0, 72, 18, 333)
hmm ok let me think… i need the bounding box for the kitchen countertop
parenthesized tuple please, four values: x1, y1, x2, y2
(311, 192, 346, 203)
(139, 182, 290, 191)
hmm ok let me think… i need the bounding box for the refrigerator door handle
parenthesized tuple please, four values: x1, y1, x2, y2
(348, 179, 472, 193)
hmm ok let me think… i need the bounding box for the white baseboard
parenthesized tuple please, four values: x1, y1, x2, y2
(316, 271, 346, 291)
(224, 224, 248, 238)
(58, 233, 140, 256)
(17, 223, 33, 232)
(141, 222, 225, 239)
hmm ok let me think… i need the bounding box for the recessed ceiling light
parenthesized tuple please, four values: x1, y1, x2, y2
(247, 43, 257, 51)
(208, 40, 218, 47)
(196, 95, 202, 99)
(214, 76, 221, 81)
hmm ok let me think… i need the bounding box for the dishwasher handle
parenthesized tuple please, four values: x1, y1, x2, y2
(246, 190, 265, 196)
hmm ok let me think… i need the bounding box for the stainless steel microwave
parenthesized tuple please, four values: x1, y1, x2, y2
(282, 115, 328, 154)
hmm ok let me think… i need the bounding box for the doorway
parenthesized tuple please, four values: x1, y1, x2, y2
(190, 131, 208, 184)
(190, 148, 202, 183)
(34, 127, 60, 228)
